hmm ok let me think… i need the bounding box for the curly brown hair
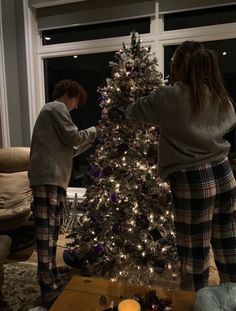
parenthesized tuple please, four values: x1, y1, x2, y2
(52, 79, 87, 106)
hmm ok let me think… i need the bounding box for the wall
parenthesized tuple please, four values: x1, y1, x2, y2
(15, 0, 31, 146)
(1, 0, 30, 146)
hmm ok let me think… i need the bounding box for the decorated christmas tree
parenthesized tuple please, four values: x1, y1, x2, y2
(65, 32, 178, 285)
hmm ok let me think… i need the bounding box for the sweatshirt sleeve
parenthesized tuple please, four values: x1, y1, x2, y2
(226, 100, 236, 132)
(73, 142, 93, 156)
(126, 87, 164, 125)
(50, 104, 97, 148)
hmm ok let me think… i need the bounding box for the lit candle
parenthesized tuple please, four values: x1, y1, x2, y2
(118, 299, 141, 311)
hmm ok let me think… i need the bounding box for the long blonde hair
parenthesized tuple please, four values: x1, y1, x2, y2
(171, 41, 231, 116)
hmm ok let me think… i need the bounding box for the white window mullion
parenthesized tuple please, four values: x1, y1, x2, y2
(159, 22, 236, 46)
(38, 52, 46, 111)
(23, 0, 42, 136)
(37, 33, 155, 57)
(152, 1, 164, 75)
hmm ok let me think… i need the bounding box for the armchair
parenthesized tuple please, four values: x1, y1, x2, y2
(0, 147, 35, 262)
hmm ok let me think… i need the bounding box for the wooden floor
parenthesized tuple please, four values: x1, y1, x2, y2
(50, 275, 195, 311)
(27, 234, 220, 288)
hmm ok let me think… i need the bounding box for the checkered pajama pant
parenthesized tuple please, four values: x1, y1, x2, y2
(32, 185, 66, 300)
(169, 157, 236, 291)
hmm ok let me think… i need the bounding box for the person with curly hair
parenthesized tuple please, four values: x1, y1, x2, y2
(28, 79, 97, 308)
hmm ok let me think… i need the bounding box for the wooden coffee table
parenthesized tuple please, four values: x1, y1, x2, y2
(49, 275, 195, 311)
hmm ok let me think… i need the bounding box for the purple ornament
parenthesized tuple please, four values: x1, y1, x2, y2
(94, 243, 105, 255)
(89, 165, 102, 178)
(98, 95, 105, 106)
(111, 192, 120, 202)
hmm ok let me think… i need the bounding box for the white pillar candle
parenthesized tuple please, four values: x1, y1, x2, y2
(118, 299, 141, 311)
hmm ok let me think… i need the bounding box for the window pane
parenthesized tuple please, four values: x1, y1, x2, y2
(164, 38, 236, 152)
(43, 51, 115, 186)
(164, 5, 236, 31)
(42, 18, 150, 45)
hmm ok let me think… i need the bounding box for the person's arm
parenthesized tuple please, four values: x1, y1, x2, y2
(126, 87, 163, 125)
(73, 142, 93, 157)
(51, 104, 97, 148)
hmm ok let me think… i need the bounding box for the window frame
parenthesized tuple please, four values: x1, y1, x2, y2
(23, 1, 236, 137)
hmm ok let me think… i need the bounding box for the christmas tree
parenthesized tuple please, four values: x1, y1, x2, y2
(65, 32, 178, 285)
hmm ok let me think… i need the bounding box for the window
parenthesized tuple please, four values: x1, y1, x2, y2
(164, 38, 236, 101)
(42, 17, 150, 45)
(164, 5, 236, 31)
(44, 51, 116, 186)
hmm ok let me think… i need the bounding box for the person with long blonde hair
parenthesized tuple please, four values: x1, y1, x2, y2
(126, 41, 236, 291)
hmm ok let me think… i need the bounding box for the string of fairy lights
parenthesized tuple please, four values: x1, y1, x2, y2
(67, 32, 179, 285)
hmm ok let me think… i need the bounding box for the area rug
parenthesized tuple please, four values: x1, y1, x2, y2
(1, 262, 73, 311)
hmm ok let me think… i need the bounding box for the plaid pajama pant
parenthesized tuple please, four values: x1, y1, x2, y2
(169, 157, 236, 291)
(32, 185, 66, 301)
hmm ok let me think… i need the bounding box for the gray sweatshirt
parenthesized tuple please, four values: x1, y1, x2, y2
(28, 101, 97, 190)
(126, 82, 236, 180)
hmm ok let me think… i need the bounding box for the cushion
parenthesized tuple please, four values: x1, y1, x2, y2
(194, 283, 236, 311)
(0, 171, 32, 211)
(0, 171, 32, 231)
(0, 147, 30, 173)
(0, 204, 31, 222)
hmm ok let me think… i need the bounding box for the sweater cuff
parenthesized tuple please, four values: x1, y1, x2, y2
(89, 126, 97, 141)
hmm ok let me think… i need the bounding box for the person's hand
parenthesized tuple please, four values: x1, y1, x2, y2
(95, 126, 104, 144)
(95, 126, 103, 139)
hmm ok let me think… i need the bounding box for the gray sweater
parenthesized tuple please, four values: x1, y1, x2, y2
(28, 101, 97, 190)
(126, 82, 236, 180)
